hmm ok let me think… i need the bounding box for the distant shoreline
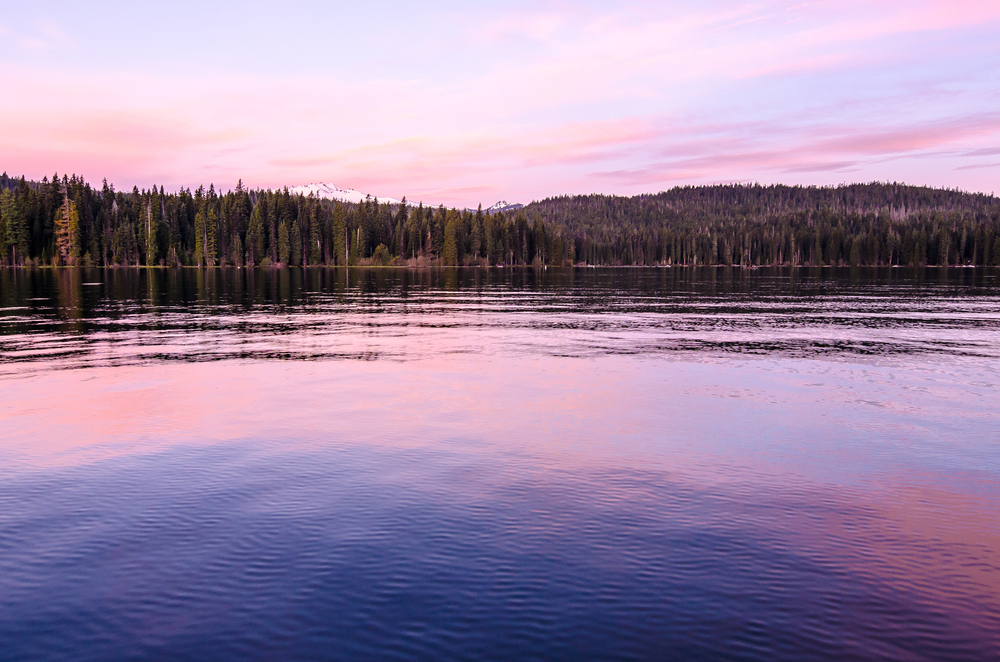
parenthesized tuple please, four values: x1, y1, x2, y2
(3, 176, 998, 269)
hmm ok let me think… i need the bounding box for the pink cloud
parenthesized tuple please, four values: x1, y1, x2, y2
(956, 162, 1000, 171)
(813, 114, 1000, 155)
(0, 19, 71, 50)
(2, 1, 999, 204)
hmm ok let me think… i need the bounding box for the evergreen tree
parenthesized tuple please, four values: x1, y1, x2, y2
(308, 203, 321, 265)
(206, 208, 218, 267)
(145, 202, 157, 266)
(938, 230, 951, 266)
(432, 206, 446, 257)
(247, 202, 264, 265)
(194, 211, 206, 266)
(471, 206, 483, 259)
(0, 193, 6, 260)
(54, 192, 82, 266)
(443, 213, 458, 265)
(1, 190, 29, 264)
(484, 214, 495, 263)
(267, 202, 278, 263)
(333, 203, 346, 265)
(278, 220, 290, 265)
(232, 233, 244, 267)
(850, 237, 861, 266)
(291, 219, 303, 266)
(409, 204, 423, 258)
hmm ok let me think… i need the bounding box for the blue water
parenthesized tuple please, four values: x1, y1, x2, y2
(1, 267, 998, 661)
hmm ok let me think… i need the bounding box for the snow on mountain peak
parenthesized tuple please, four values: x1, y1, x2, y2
(486, 200, 524, 213)
(286, 183, 523, 214)
(287, 183, 403, 206)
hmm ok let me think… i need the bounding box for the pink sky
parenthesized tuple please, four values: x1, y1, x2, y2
(1, 0, 999, 206)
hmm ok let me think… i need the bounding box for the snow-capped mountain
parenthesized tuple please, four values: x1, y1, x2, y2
(286, 183, 405, 206)
(486, 200, 524, 214)
(286, 183, 524, 214)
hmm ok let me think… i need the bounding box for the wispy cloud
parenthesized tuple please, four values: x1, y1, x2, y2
(0, 20, 70, 50)
(1, 1, 999, 203)
(964, 147, 1000, 157)
(956, 162, 1000, 171)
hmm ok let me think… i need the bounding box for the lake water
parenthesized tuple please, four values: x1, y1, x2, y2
(1, 267, 998, 661)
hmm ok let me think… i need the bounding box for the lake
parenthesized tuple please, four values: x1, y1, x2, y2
(1, 266, 998, 661)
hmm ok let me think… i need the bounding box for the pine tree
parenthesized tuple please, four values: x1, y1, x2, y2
(145, 202, 157, 266)
(938, 230, 951, 266)
(232, 233, 244, 267)
(278, 220, 290, 264)
(205, 208, 218, 267)
(484, 214, 495, 263)
(333, 203, 346, 265)
(0, 195, 6, 262)
(409, 204, 423, 258)
(54, 191, 81, 266)
(432, 206, 446, 256)
(470, 210, 482, 260)
(247, 202, 264, 266)
(194, 211, 206, 266)
(0, 190, 27, 264)
(267, 203, 278, 263)
(291, 219, 302, 266)
(308, 203, 321, 265)
(443, 212, 458, 265)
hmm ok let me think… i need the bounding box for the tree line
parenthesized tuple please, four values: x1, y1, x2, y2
(2, 174, 999, 267)
(0, 173, 558, 267)
(525, 183, 1000, 267)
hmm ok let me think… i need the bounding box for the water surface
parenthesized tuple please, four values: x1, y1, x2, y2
(1, 267, 998, 661)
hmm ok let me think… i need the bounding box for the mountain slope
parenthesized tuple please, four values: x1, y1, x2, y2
(286, 183, 404, 206)
(287, 183, 525, 214)
(486, 200, 524, 214)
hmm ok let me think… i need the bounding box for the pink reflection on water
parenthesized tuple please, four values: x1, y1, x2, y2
(2, 353, 998, 634)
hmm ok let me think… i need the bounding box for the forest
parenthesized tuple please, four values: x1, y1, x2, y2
(0, 173, 551, 268)
(2, 173, 999, 267)
(526, 183, 1000, 267)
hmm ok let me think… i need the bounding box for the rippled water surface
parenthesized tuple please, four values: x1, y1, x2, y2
(1, 267, 999, 661)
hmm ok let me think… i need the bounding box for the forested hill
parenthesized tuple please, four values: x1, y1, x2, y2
(1, 174, 999, 267)
(525, 183, 1000, 267)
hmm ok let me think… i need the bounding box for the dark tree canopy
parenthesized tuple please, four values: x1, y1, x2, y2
(0, 173, 555, 267)
(525, 183, 1000, 267)
(1, 174, 998, 267)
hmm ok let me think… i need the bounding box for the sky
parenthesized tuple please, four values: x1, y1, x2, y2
(1, 0, 999, 207)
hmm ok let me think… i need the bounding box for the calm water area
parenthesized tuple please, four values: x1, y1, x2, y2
(1, 266, 999, 661)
